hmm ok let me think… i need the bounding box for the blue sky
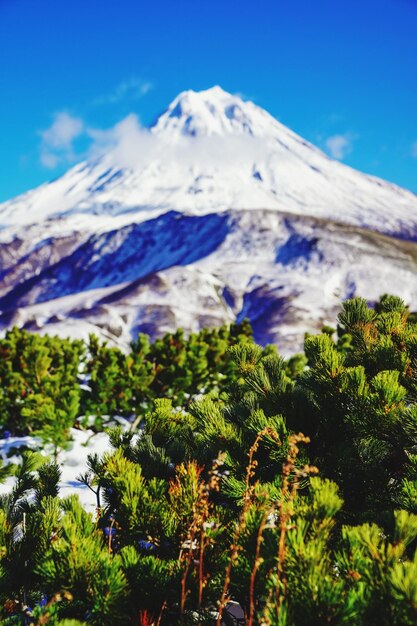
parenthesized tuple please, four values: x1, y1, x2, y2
(1, 0, 416, 202)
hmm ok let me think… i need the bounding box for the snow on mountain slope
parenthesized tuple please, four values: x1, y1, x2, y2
(2, 208, 417, 354)
(0, 211, 229, 308)
(1, 87, 417, 353)
(1, 87, 416, 240)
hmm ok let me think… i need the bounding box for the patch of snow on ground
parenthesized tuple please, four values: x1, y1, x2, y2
(0, 422, 132, 512)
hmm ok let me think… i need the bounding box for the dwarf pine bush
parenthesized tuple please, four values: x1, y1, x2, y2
(1, 298, 417, 623)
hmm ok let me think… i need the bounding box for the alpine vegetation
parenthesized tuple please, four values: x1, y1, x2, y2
(1, 296, 417, 624)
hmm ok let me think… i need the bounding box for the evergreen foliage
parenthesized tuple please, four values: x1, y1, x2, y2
(0, 321, 253, 445)
(82, 321, 254, 420)
(1, 298, 417, 623)
(0, 329, 84, 448)
(298, 295, 417, 520)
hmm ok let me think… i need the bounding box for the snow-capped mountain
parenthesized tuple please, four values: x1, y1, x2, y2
(1, 86, 417, 353)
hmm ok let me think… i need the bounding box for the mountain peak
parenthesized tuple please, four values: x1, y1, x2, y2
(151, 86, 270, 138)
(192, 85, 231, 98)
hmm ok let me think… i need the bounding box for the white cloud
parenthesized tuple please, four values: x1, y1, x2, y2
(40, 112, 84, 169)
(325, 133, 355, 160)
(87, 114, 149, 163)
(412, 142, 417, 158)
(92, 78, 153, 106)
(85, 113, 269, 173)
(41, 112, 83, 150)
(39, 105, 269, 174)
(40, 150, 60, 169)
(39, 79, 154, 167)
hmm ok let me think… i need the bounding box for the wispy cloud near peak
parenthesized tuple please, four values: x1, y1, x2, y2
(325, 133, 356, 160)
(92, 78, 153, 106)
(40, 112, 84, 169)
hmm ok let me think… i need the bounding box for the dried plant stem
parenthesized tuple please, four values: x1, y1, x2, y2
(180, 522, 197, 622)
(215, 537, 239, 626)
(180, 456, 223, 623)
(198, 526, 206, 608)
(156, 601, 167, 626)
(217, 428, 281, 626)
(275, 433, 318, 618)
(248, 507, 273, 626)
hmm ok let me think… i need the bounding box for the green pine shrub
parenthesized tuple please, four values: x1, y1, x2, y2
(1, 298, 417, 623)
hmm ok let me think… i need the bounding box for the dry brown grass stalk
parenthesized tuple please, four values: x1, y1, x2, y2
(274, 433, 318, 621)
(217, 428, 281, 626)
(179, 455, 223, 624)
